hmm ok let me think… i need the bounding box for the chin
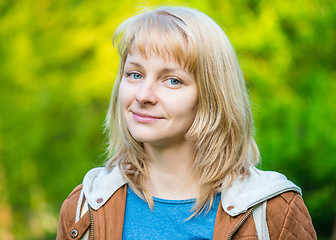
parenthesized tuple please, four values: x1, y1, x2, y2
(132, 136, 163, 145)
(129, 132, 169, 146)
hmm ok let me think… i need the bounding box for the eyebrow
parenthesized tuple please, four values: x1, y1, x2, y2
(126, 61, 142, 68)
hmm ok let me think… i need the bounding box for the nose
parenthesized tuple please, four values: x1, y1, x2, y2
(135, 78, 158, 105)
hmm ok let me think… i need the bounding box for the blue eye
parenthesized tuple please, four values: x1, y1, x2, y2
(130, 73, 142, 79)
(168, 78, 181, 85)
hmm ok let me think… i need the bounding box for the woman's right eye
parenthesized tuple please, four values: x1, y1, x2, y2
(129, 72, 143, 80)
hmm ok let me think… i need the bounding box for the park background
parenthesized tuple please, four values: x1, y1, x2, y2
(0, 0, 335, 239)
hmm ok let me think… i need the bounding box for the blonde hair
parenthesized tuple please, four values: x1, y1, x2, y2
(105, 6, 260, 215)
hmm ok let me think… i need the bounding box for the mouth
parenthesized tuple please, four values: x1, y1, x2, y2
(131, 111, 164, 123)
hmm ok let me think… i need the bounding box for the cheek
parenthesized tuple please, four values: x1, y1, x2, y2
(118, 80, 134, 108)
(185, 93, 198, 123)
(169, 93, 198, 119)
(184, 89, 198, 114)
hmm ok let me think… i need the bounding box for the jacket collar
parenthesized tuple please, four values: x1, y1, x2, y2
(83, 166, 301, 216)
(83, 167, 127, 210)
(220, 167, 301, 216)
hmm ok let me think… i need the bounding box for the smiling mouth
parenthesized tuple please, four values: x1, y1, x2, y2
(131, 111, 163, 123)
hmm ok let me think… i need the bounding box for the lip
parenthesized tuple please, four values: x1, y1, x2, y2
(131, 111, 164, 123)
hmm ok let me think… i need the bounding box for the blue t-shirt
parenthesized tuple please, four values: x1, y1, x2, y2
(122, 186, 221, 239)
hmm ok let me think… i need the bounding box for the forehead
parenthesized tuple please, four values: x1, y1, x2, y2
(127, 44, 185, 68)
(129, 36, 188, 70)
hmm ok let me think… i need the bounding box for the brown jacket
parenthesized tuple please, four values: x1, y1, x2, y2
(57, 184, 317, 240)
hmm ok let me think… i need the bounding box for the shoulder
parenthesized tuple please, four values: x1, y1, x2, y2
(67, 184, 83, 201)
(59, 184, 83, 225)
(266, 191, 317, 239)
(63, 184, 83, 206)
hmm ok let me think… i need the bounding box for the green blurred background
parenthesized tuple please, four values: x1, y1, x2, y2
(0, 0, 335, 239)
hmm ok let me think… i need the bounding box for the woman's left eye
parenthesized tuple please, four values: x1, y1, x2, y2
(165, 78, 182, 87)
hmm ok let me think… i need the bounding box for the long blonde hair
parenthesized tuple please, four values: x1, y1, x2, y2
(105, 6, 260, 215)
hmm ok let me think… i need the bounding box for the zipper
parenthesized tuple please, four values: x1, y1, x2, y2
(88, 204, 94, 240)
(227, 208, 253, 240)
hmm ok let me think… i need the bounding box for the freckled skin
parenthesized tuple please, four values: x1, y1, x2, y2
(119, 48, 198, 147)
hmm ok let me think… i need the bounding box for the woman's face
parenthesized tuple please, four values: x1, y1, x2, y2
(119, 47, 198, 147)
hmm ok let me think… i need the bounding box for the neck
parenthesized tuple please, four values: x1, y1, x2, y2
(144, 139, 199, 200)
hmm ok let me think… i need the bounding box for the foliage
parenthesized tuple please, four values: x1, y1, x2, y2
(0, 0, 335, 239)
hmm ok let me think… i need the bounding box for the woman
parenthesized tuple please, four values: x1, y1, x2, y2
(57, 6, 317, 240)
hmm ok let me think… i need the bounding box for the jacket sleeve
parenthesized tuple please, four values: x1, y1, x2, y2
(56, 184, 83, 240)
(267, 191, 317, 240)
